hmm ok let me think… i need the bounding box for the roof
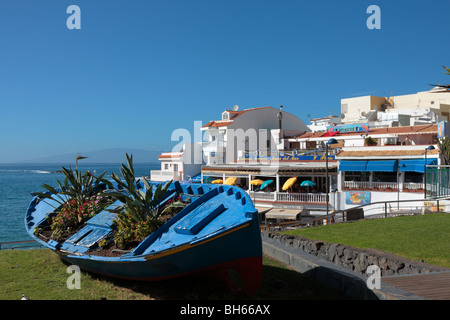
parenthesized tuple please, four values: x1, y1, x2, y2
(158, 152, 183, 159)
(202, 120, 233, 128)
(202, 106, 273, 128)
(337, 148, 439, 158)
(367, 124, 437, 135)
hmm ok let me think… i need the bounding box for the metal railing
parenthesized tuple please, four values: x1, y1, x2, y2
(261, 196, 450, 232)
(344, 181, 425, 192)
(0, 240, 43, 251)
(248, 191, 327, 203)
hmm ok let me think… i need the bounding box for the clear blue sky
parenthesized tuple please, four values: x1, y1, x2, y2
(1, 0, 449, 162)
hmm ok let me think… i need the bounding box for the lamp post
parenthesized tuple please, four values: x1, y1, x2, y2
(397, 164, 406, 210)
(424, 145, 435, 199)
(277, 105, 283, 130)
(325, 138, 338, 216)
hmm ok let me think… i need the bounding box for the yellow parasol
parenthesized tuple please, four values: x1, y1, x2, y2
(282, 177, 297, 191)
(250, 179, 264, 186)
(224, 177, 237, 185)
(211, 179, 223, 184)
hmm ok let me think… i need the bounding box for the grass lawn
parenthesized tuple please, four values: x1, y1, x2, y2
(0, 249, 347, 300)
(284, 213, 450, 268)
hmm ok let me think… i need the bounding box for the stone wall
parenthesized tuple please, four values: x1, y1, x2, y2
(263, 231, 449, 276)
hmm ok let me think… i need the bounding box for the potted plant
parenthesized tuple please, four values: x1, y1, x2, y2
(364, 136, 378, 146)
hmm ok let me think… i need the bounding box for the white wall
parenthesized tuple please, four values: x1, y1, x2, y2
(336, 191, 430, 217)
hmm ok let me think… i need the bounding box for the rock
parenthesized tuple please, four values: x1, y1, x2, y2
(343, 248, 354, 261)
(328, 243, 338, 262)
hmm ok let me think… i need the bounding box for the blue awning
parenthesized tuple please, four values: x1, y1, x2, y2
(398, 159, 438, 173)
(366, 160, 398, 172)
(339, 160, 368, 172)
(366, 160, 397, 172)
(190, 173, 203, 183)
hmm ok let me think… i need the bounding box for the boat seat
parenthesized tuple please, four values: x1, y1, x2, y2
(86, 202, 121, 228)
(175, 203, 227, 235)
(60, 225, 111, 254)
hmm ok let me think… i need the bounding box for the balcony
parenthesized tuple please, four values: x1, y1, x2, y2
(150, 170, 182, 182)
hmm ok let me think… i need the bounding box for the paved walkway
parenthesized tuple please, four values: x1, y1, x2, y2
(382, 271, 450, 300)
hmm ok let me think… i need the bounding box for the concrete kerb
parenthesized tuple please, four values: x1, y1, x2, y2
(262, 234, 425, 300)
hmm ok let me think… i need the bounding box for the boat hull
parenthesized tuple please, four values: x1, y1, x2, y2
(59, 216, 262, 293)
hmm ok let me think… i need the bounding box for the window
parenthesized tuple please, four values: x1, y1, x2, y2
(404, 172, 422, 183)
(372, 172, 396, 183)
(164, 164, 169, 170)
(222, 112, 229, 120)
(344, 172, 370, 182)
(174, 164, 179, 172)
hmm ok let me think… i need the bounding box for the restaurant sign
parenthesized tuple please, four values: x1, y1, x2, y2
(345, 191, 371, 205)
(438, 121, 449, 139)
(241, 154, 335, 161)
(326, 123, 369, 134)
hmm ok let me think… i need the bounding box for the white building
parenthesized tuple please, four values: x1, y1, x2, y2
(340, 86, 450, 127)
(307, 115, 342, 132)
(150, 143, 203, 182)
(201, 105, 310, 165)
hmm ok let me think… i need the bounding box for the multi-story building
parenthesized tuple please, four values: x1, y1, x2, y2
(150, 143, 203, 182)
(340, 86, 450, 126)
(201, 105, 309, 165)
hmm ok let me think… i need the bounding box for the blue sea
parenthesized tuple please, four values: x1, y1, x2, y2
(0, 163, 159, 243)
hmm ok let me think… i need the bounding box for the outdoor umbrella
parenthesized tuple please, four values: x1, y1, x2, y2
(250, 179, 264, 186)
(224, 177, 237, 185)
(211, 179, 223, 184)
(300, 180, 316, 187)
(282, 177, 297, 191)
(259, 180, 274, 190)
(203, 176, 214, 183)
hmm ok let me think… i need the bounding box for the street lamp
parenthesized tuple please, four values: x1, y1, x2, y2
(424, 145, 435, 199)
(397, 164, 406, 210)
(277, 105, 283, 130)
(326, 138, 338, 216)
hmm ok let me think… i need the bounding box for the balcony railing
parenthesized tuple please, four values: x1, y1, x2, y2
(343, 181, 424, 191)
(248, 191, 327, 203)
(150, 170, 182, 181)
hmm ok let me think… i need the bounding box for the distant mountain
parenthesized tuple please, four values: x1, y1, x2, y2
(23, 148, 169, 164)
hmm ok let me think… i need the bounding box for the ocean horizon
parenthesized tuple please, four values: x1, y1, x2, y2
(0, 162, 160, 243)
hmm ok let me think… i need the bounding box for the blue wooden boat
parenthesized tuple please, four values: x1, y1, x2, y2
(25, 181, 262, 294)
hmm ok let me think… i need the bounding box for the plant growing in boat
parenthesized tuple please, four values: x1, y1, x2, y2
(161, 196, 188, 216)
(49, 194, 115, 241)
(31, 156, 113, 208)
(105, 154, 174, 248)
(31, 156, 115, 241)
